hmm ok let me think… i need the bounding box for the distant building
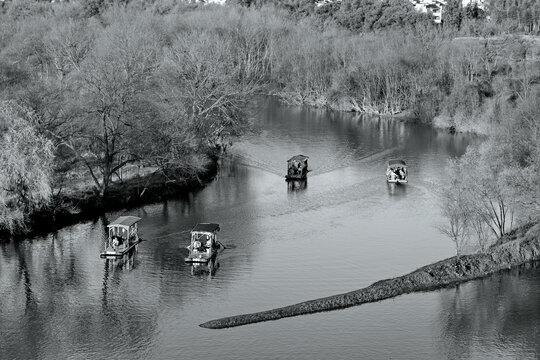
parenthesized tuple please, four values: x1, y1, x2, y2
(410, 0, 446, 23)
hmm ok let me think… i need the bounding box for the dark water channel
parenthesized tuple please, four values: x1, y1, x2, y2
(1, 98, 539, 359)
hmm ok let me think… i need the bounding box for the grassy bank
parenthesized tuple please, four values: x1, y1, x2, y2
(200, 224, 540, 329)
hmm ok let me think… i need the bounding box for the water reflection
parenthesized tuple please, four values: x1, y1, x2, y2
(190, 257, 220, 277)
(287, 179, 308, 192)
(438, 262, 540, 359)
(13, 240, 36, 313)
(386, 182, 407, 197)
(103, 247, 138, 271)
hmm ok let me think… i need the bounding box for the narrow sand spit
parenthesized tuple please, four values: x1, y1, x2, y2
(201, 225, 539, 329)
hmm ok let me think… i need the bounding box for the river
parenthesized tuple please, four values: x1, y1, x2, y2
(1, 98, 539, 359)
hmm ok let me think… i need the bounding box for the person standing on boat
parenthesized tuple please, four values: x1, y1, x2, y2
(112, 236, 119, 249)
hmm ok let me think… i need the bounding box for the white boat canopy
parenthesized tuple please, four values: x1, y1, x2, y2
(107, 216, 142, 229)
(191, 223, 220, 234)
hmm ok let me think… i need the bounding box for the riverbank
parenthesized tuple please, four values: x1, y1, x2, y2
(200, 223, 540, 329)
(271, 34, 540, 135)
(272, 91, 409, 118)
(0, 159, 218, 241)
(271, 89, 440, 130)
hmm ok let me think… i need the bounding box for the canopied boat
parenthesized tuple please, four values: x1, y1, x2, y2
(286, 155, 309, 180)
(386, 159, 408, 184)
(101, 216, 142, 257)
(185, 223, 221, 263)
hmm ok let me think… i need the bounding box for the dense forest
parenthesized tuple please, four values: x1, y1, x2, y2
(0, 0, 539, 243)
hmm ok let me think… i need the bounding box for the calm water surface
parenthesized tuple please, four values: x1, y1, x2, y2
(1, 98, 539, 359)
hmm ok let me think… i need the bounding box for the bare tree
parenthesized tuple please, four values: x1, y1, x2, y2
(438, 174, 471, 259)
(43, 19, 95, 81)
(159, 30, 263, 154)
(59, 13, 161, 196)
(469, 214, 493, 252)
(439, 142, 517, 256)
(465, 145, 514, 238)
(502, 88, 540, 220)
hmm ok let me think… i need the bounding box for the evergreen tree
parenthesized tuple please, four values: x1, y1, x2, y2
(464, 2, 485, 20)
(443, 0, 463, 30)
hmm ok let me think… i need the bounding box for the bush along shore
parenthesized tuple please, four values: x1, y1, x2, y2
(200, 224, 540, 329)
(0, 159, 218, 241)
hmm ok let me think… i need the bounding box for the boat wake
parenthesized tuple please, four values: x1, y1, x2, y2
(230, 140, 402, 178)
(229, 151, 284, 177)
(309, 147, 401, 176)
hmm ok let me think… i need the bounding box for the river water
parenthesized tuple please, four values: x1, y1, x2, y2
(1, 98, 539, 359)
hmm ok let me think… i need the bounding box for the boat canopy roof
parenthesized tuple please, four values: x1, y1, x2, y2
(107, 216, 141, 228)
(192, 223, 220, 233)
(288, 155, 309, 162)
(388, 159, 407, 167)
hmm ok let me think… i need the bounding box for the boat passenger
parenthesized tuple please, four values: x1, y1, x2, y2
(193, 240, 202, 253)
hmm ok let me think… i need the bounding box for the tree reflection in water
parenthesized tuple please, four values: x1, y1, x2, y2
(101, 249, 138, 326)
(438, 262, 540, 359)
(13, 241, 36, 313)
